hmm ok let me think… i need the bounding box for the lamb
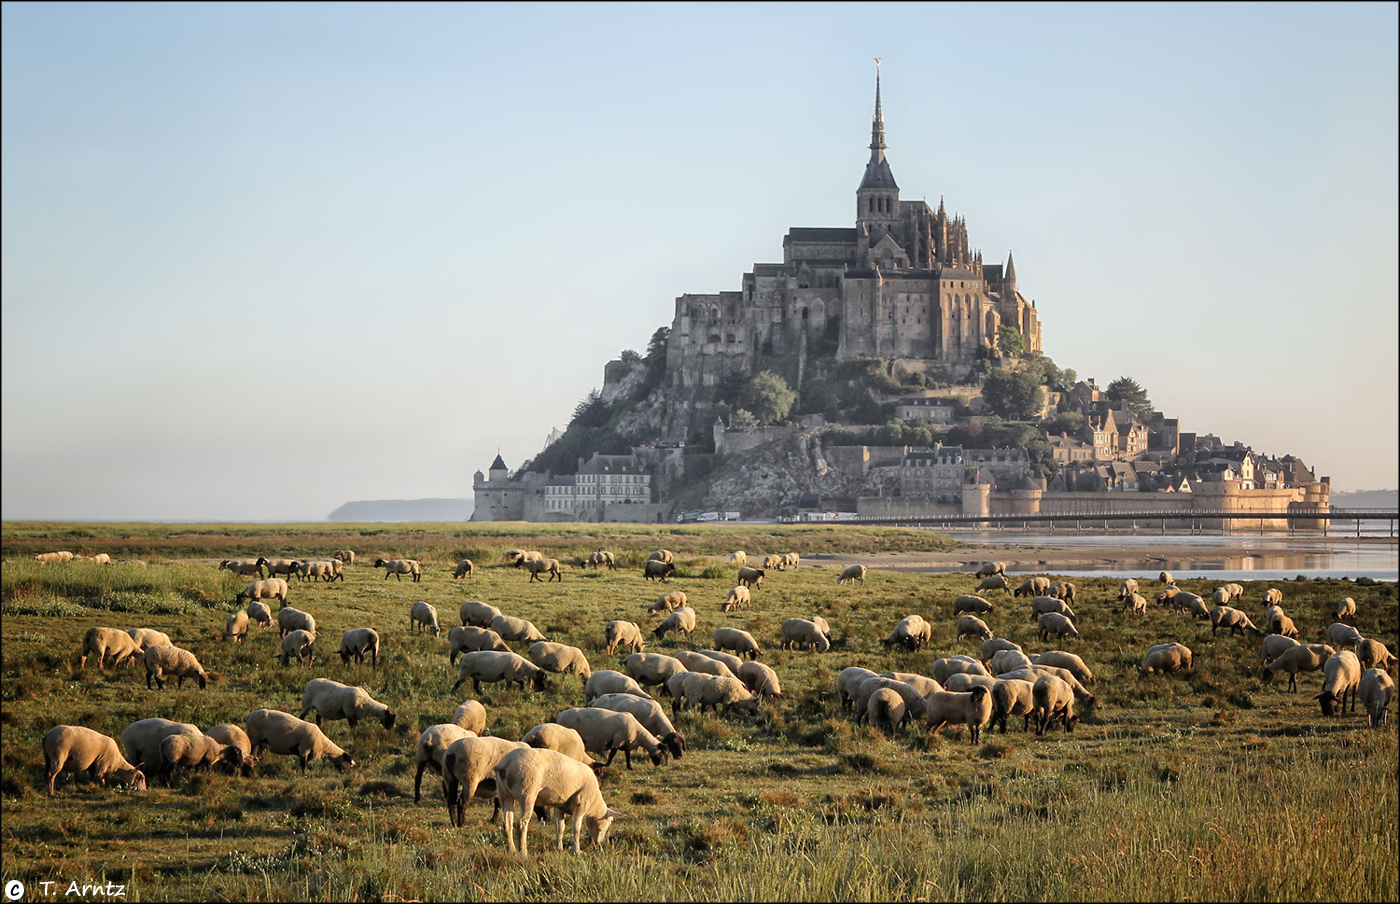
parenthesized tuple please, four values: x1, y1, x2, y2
(225, 610, 251, 643)
(246, 709, 355, 773)
(584, 670, 654, 704)
(954, 595, 995, 615)
(588, 693, 687, 759)
(279, 629, 316, 668)
(1262, 643, 1336, 691)
(1142, 642, 1193, 675)
(157, 733, 244, 785)
(236, 578, 289, 606)
(493, 747, 623, 857)
(410, 601, 442, 637)
(1261, 633, 1301, 664)
(1359, 668, 1395, 728)
(415, 724, 478, 802)
(1030, 595, 1077, 621)
(990, 678, 1037, 733)
(1175, 591, 1212, 620)
(1031, 651, 1094, 685)
(277, 606, 316, 637)
(333, 549, 356, 566)
(555, 707, 670, 769)
(35, 550, 76, 565)
(736, 566, 765, 588)
(525, 558, 562, 583)
(128, 627, 174, 651)
(956, 614, 994, 642)
(604, 620, 646, 656)
(120, 718, 202, 772)
(220, 557, 266, 578)
(712, 627, 762, 660)
(79, 626, 142, 670)
(461, 600, 503, 628)
(976, 562, 1007, 577)
(1263, 606, 1299, 638)
(852, 677, 929, 727)
(868, 688, 907, 735)
(245, 601, 273, 628)
(1336, 597, 1357, 620)
(932, 656, 990, 683)
(976, 575, 1010, 593)
(1327, 623, 1364, 648)
(338, 628, 381, 668)
(528, 642, 593, 681)
(1122, 591, 1149, 615)
(980, 638, 1024, 662)
(491, 614, 548, 645)
(300, 677, 396, 729)
(43, 726, 147, 795)
(1047, 581, 1077, 604)
(642, 560, 675, 582)
(453, 558, 476, 579)
(449, 626, 511, 663)
(1117, 578, 1140, 601)
(523, 723, 593, 767)
(923, 686, 993, 743)
(144, 644, 208, 690)
(204, 724, 257, 776)
(721, 585, 751, 613)
(653, 607, 697, 642)
(737, 660, 783, 700)
(442, 735, 530, 828)
(624, 652, 688, 690)
(780, 618, 831, 653)
(696, 648, 746, 675)
(882, 614, 932, 652)
(647, 591, 688, 616)
(452, 651, 549, 694)
(1316, 650, 1362, 716)
(1354, 637, 1394, 672)
(647, 550, 675, 565)
(1262, 588, 1284, 606)
(837, 667, 879, 710)
(1209, 606, 1264, 638)
(837, 564, 868, 585)
(451, 700, 488, 734)
(373, 557, 422, 582)
(670, 672, 760, 715)
(728, 551, 747, 567)
(1032, 674, 1078, 735)
(1014, 576, 1051, 598)
(991, 649, 1034, 674)
(943, 673, 998, 693)
(671, 650, 736, 679)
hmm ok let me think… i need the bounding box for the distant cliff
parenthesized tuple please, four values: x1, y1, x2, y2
(328, 498, 473, 522)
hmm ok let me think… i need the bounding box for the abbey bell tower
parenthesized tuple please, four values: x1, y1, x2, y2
(856, 60, 900, 240)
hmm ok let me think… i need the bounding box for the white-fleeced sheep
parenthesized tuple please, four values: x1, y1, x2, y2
(991, 649, 1034, 674)
(525, 558, 562, 582)
(220, 557, 266, 578)
(954, 595, 995, 615)
(1262, 643, 1335, 691)
(1262, 588, 1283, 606)
(923, 687, 993, 743)
(128, 627, 173, 651)
(780, 618, 831, 653)
(976, 575, 1010, 593)
(261, 558, 300, 580)
(333, 549, 356, 566)
(1176, 591, 1212, 620)
(588, 693, 686, 759)
(852, 677, 929, 727)
(980, 638, 1024, 662)
(1031, 651, 1094, 685)
(245, 601, 273, 628)
(523, 723, 593, 766)
(604, 620, 646, 656)
(878, 671, 942, 697)
(762, 554, 782, 569)
(1032, 674, 1078, 735)
(493, 747, 622, 857)
(957, 615, 994, 642)
(246, 709, 355, 773)
(1336, 597, 1356, 620)
(584, 670, 653, 704)
(338, 628, 381, 668)
(491, 614, 547, 645)
(623, 653, 688, 691)
(35, 551, 77, 565)
(1355, 638, 1394, 672)
(1262, 606, 1298, 638)
(1030, 595, 1077, 621)
(737, 566, 765, 588)
(279, 629, 316, 668)
(556, 707, 669, 769)
(43, 726, 146, 795)
(299, 677, 396, 729)
(643, 560, 675, 582)
(648, 549, 675, 565)
(156, 733, 244, 785)
(1122, 592, 1149, 615)
(79, 626, 142, 670)
(277, 607, 316, 637)
(1159, 571, 1174, 585)
(236, 578, 288, 606)
(1317, 650, 1362, 717)
(647, 591, 688, 616)
(1360, 668, 1395, 728)
(1014, 576, 1051, 598)
(448, 626, 511, 663)
(374, 558, 422, 582)
(932, 656, 990, 683)
(204, 724, 257, 776)
(653, 607, 697, 642)
(452, 700, 488, 734)
(737, 660, 783, 700)
(882, 614, 932, 652)
(867, 688, 907, 734)
(452, 558, 475, 579)
(1261, 633, 1301, 664)
(975, 562, 1007, 578)
(696, 649, 745, 675)
(410, 601, 442, 637)
(1047, 581, 1077, 604)
(990, 678, 1037, 733)
(721, 585, 751, 613)
(671, 650, 736, 679)
(441, 735, 529, 828)
(529, 642, 593, 681)
(671, 672, 760, 715)
(728, 551, 746, 566)
(837, 564, 867, 585)
(837, 667, 879, 711)
(1210, 606, 1263, 638)
(120, 718, 202, 772)
(712, 627, 762, 660)
(1327, 623, 1364, 649)
(943, 673, 997, 693)
(415, 724, 478, 802)
(144, 645, 208, 690)
(1117, 578, 1140, 601)
(1142, 642, 1193, 675)
(461, 600, 503, 628)
(225, 610, 250, 643)
(452, 651, 549, 694)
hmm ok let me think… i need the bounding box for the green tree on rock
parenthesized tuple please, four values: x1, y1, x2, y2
(1107, 376, 1153, 421)
(996, 325, 1026, 358)
(981, 368, 1045, 420)
(740, 371, 796, 424)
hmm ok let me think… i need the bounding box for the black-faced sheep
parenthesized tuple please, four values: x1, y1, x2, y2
(461, 600, 503, 628)
(1262, 643, 1335, 691)
(442, 735, 529, 828)
(525, 558, 562, 583)
(1355, 637, 1394, 672)
(1032, 674, 1078, 735)
(246, 601, 273, 628)
(642, 560, 675, 582)
(976, 574, 1010, 593)
(299, 677, 396, 729)
(647, 591, 688, 617)
(736, 566, 764, 588)
(225, 610, 250, 643)
(529, 642, 593, 682)
(120, 718, 202, 772)
(1317, 650, 1362, 716)
(246, 709, 355, 773)
(1261, 633, 1301, 664)
(712, 627, 762, 660)
(277, 606, 316, 637)
(721, 585, 751, 613)
(1030, 595, 1077, 622)
(415, 724, 477, 803)
(449, 626, 511, 663)
(653, 607, 697, 642)
(491, 614, 547, 645)
(604, 620, 646, 656)
(452, 651, 549, 694)
(144, 644, 208, 690)
(956, 614, 994, 642)
(588, 692, 687, 759)
(493, 747, 622, 857)
(410, 601, 442, 637)
(338, 628, 381, 668)
(671, 650, 736, 679)
(1014, 576, 1051, 598)
(837, 667, 879, 711)
(1209, 606, 1263, 638)
(43, 726, 146, 795)
(453, 558, 475, 579)
(837, 564, 867, 585)
(1360, 668, 1395, 728)
(1143, 642, 1193, 675)
(923, 687, 993, 743)
(954, 595, 995, 616)
(35, 551, 76, 565)
(976, 562, 1007, 578)
(931, 656, 989, 683)
(1336, 597, 1356, 620)
(990, 678, 1037, 733)
(780, 618, 831, 653)
(624, 652, 688, 691)
(79, 626, 142, 670)
(555, 707, 669, 769)
(279, 629, 316, 668)
(583, 670, 653, 704)
(670, 672, 760, 715)
(882, 614, 932, 652)
(236, 578, 288, 606)
(374, 558, 422, 582)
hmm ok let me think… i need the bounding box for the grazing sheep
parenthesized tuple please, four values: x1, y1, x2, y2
(204, 724, 257, 776)
(1156, 586, 1181, 607)
(448, 626, 511, 663)
(837, 667, 880, 711)
(980, 638, 1024, 662)
(120, 718, 202, 772)
(642, 560, 675, 582)
(923, 687, 994, 743)
(514, 550, 545, 567)
(671, 672, 760, 715)
(144, 645, 208, 690)
(932, 656, 990, 683)
(523, 723, 593, 766)
(1360, 668, 1395, 728)
(1262, 588, 1284, 606)
(721, 585, 751, 613)
(528, 642, 593, 681)
(1122, 592, 1149, 615)
(225, 610, 251, 643)
(1317, 650, 1363, 716)
(877, 672, 942, 697)
(882, 614, 932, 652)
(1336, 597, 1357, 620)
(1261, 634, 1301, 664)
(1176, 591, 1212, 620)
(1143, 642, 1193, 676)
(647, 591, 688, 616)
(737, 660, 783, 700)
(976, 575, 1010, 593)
(1047, 581, 1077, 605)
(296, 560, 339, 583)
(1117, 578, 1140, 601)
(525, 558, 562, 583)
(35, 550, 77, 565)
(712, 627, 762, 660)
(763, 554, 783, 569)
(1210, 606, 1264, 638)
(1262, 643, 1336, 691)
(1262, 606, 1299, 638)
(491, 614, 547, 645)
(1212, 587, 1233, 606)
(647, 550, 675, 565)
(157, 733, 244, 785)
(1327, 623, 1364, 649)
(127, 627, 173, 651)
(956, 615, 994, 642)
(236, 578, 289, 606)
(43, 726, 146, 795)
(279, 629, 316, 668)
(1030, 595, 1077, 621)
(1032, 674, 1078, 735)
(461, 600, 503, 628)
(246, 709, 354, 773)
(604, 620, 646, 656)
(451, 700, 488, 734)
(867, 688, 907, 734)
(954, 595, 995, 616)
(452, 651, 549, 694)
(696, 649, 746, 675)
(780, 552, 801, 570)
(728, 551, 747, 567)
(583, 670, 653, 704)
(837, 564, 867, 585)
(942, 673, 998, 693)
(585, 551, 616, 570)
(333, 550, 356, 566)
(809, 616, 833, 644)
(415, 724, 477, 802)
(780, 618, 831, 653)
(976, 562, 1007, 578)
(555, 707, 669, 769)
(410, 601, 442, 637)
(373, 558, 422, 582)
(653, 607, 697, 642)
(442, 735, 530, 828)
(1159, 571, 1174, 585)
(453, 559, 475, 579)
(493, 747, 622, 857)
(623, 653, 687, 690)
(79, 626, 142, 670)
(671, 650, 736, 679)
(300, 677, 396, 729)
(1032, 651, 1094, 685)
(588, 693, 687, 759)
(245, 601, 273, 628)
(220, 557, 266, 578)
(736, 566, 765, 588)
(1014, 576, 1052, 598)
(991, 649, 1034, 674)
(990, 678, 1037, 733)
(277, 607, 316, 637)
(338, 628, 381, 668)
(1354, 637, 1394, 672)
(261, 558, 300, 580)
(995, 666, 1095, 705)
(852, 677, 930, 727)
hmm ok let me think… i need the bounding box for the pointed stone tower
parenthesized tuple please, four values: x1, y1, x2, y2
(856, 60, 900, 238)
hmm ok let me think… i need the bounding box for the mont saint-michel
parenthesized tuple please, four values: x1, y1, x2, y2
(473, 71, 1329, 526)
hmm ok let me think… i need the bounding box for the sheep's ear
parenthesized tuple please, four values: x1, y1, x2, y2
(605, 808, 625, 819)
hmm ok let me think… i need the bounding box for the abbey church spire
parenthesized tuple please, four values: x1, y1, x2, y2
(858, 60, 898, 192)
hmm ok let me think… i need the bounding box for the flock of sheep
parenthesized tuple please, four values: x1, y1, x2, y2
(34, 545, 1398, 858)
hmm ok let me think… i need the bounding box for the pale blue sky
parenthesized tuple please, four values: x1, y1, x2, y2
(3, 2, 1396, 520)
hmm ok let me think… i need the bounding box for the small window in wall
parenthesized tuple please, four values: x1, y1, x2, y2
(801, 307, 809, 321)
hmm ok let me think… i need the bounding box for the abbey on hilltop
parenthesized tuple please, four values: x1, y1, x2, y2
(663, 64, 1042, 441)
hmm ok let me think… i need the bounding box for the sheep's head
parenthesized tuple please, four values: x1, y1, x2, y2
(663, 732, 686, 760)
(532, 671, 549, 692)
(196, 671, 209, 690)
(381, 709, 396, 729)
(126, 769, 148, 791)
(1317, 691, 1340, 717)
(649, 747, 668, 767)
(332, 752, 357, 772)
(586, 808, 624, 849)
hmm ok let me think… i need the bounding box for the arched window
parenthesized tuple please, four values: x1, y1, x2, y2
(801, 307, 809, 321)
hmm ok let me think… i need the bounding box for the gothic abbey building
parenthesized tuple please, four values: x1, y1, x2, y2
(664, 72, 1042, 441)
